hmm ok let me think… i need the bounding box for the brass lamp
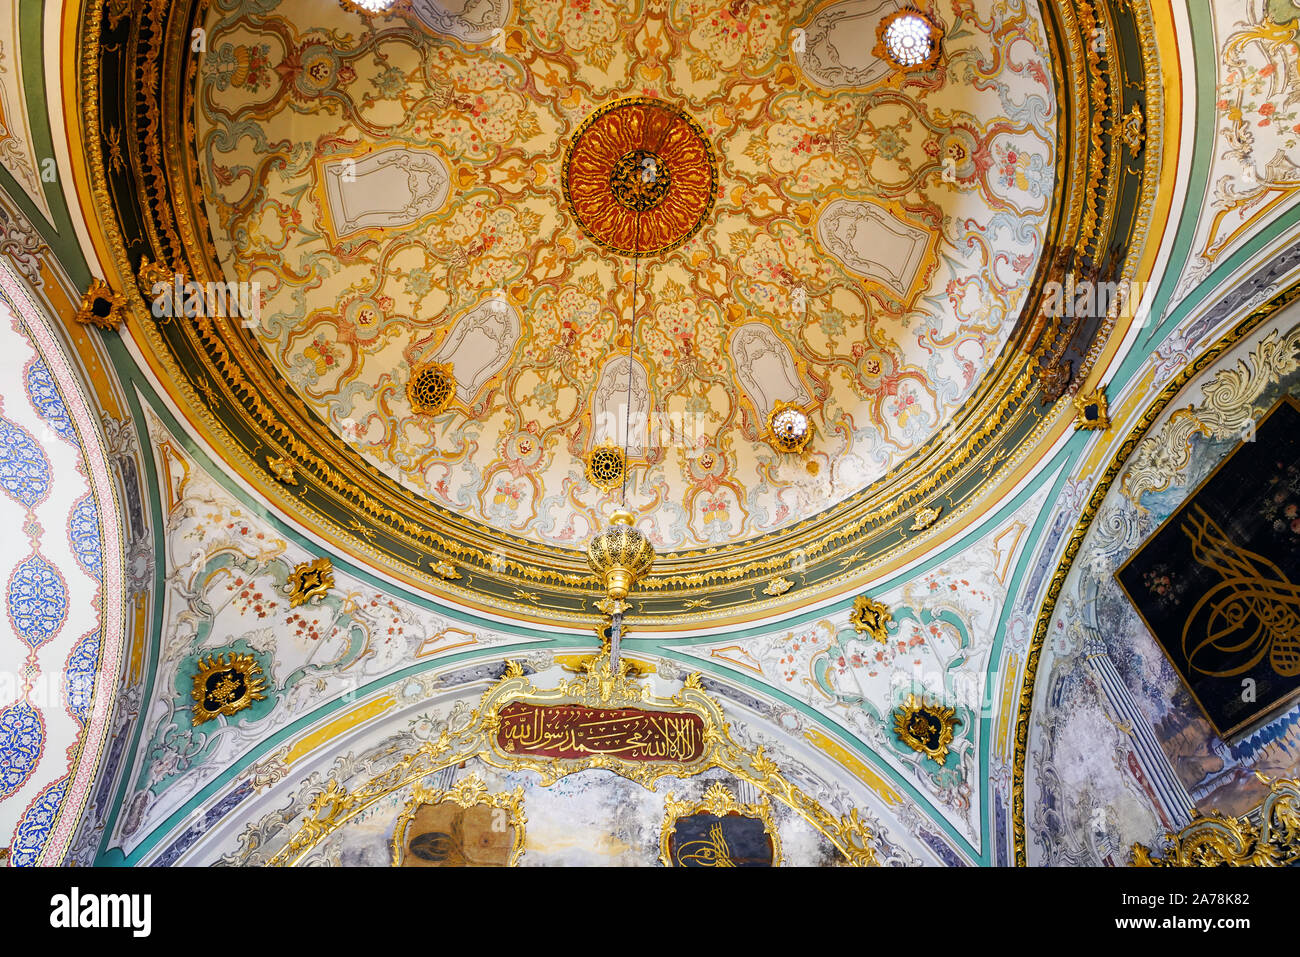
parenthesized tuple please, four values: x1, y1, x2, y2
(586, 508, 656, 603)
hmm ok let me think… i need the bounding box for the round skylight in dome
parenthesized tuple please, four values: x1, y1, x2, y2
(876, 10, 943, 71)
(773, 407, 809, 440)
(885, 15, 933, 65)
(767, 403, 813, 454)
(346, 0, 394, 11)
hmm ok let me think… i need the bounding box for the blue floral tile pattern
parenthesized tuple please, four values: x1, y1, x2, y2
(0, 415, 50, 510)
(9, 774, 67, 866)
(68, 494, 103, 581)
(7, 552, 68, 650)
(0, 701, 45, 799)
(64, 629, 101, 727)
(23, 359, 77, 444)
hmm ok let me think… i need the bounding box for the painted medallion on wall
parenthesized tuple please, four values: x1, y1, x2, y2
(1116, 397, 1300, 737)
(660, 783, 780, 867)
(392, 775, 525, 867)
(563, 97, 718, 256)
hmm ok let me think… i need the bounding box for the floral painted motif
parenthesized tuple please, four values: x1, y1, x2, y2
(1260, 457, 1300, 541)
(68, 494, 103, 581)
(64, 629, 101, 727)
(9, 775, 67, 866)
(7, 552, 68, 651)
(23, 358, 77, 445)
(0, 701, 45, 799)
(0, 414, 51, 510)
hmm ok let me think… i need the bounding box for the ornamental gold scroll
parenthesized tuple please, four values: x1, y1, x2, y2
(496, 702, 706, 763)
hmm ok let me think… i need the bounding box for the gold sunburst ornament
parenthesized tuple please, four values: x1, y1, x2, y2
(892, 694, 960, 765)
(1073, 386, 1110, 430)
(74, 278, 126, 330)
(191, 652, 268, 725)
(288, 557, 334, 608)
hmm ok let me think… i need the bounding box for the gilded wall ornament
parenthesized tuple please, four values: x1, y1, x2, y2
(892, 694, 960, 765)
(287, 557, 334, 608)
(270, 653, 879, 866)
(407, 361, 456, 416)
(266, 454, 297, 485)
(849, 594, 892, 644)
(191, 652, 267, 725)
(910, 505, 942, 530)
(660, 782, 783, 867)
(73, 278, 125, 330)
(585, 442, 626, 493)
(1074, 386, 1110, 430)
(432, 560, 461, 580)
(136, 255, 172, 296)
(1131, 778, 1300, 866)
(763, 576, 793, 597)
(765, 401, 813, 455)
(391, 774, 526, 867)
(1121, 103, 1145, 159)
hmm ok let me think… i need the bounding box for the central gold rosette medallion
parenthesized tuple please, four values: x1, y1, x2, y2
(563, 97, 718, 256)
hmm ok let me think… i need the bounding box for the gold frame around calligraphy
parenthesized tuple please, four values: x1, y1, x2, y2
(659, 781, 784, 867)
(269, 653, 878, 866)
(390, 773, 527, 867)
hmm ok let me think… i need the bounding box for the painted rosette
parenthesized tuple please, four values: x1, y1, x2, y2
(563, 97, 718, 257)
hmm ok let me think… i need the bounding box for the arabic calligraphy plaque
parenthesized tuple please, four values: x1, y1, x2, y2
(1116, 397, 1300, 737)
(496, 701, 706, 763)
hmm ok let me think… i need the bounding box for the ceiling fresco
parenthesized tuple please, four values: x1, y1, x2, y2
(192, 0, 1056, 555)
(79, 0, 1158, 624)
(21, 0, 1300, 875)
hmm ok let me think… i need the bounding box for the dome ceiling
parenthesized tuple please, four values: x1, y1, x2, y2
(80, 0, 1154, 623)
(196, 0, 1053, 553)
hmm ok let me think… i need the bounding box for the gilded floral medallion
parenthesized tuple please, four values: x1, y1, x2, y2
(563, 97, 718, 256)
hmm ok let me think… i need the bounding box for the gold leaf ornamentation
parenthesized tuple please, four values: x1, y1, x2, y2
(191, 652, 267, 725)
(849, 594, 892, 644)
(287, 557, 334, 608)
(892, 694, 961, 765)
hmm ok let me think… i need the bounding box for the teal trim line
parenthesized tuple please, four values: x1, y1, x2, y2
(94, 335, 171, 862)
(13, 2, 92, 286)
(1138, 0, 1214, 344)
(114, 638, 578, 866)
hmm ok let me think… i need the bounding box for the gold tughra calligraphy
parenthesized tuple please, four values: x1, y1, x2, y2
(1181, 505, 1300, 679)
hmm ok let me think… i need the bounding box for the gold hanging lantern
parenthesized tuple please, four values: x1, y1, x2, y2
(586, 508, 656, 603)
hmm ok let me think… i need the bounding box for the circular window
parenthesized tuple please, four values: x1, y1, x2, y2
(877, 11, 942, 71)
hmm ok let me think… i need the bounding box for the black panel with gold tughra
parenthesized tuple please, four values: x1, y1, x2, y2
(1116, 397, 1300, 737)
